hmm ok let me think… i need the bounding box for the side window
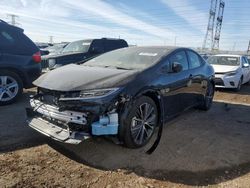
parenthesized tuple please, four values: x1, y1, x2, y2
(90, 40, 104, 53)
(169, 51, 188, 71)
(243, 57, 249, 65)
(187, 50, 202, 69)
(104, 40, 116, 51)
(0, 31, 15, 45)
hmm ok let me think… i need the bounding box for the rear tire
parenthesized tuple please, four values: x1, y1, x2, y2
(198, 81, 214, 111)
(119, 96, 158, 148)
(0, 70, 23, 105)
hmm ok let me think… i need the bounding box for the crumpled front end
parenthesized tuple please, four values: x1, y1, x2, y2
(26, 88, 121, 144)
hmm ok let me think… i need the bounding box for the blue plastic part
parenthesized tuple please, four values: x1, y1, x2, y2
(92, 122, 118, 135)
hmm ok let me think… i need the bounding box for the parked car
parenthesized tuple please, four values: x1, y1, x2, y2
(35, 42, 52, 49)
(207, 54, 250, 91)
(0, 20, 41, 105)
(26, 47, 215, 148)
(41, 38, 128, 70)
(247, 56, 250, 63)
(200, 53, 212, 60)
(42, 42, 69, 55)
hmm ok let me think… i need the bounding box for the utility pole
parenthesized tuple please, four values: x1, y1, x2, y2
(174, 36, 177, 46)
(202, 0, 217, 51)
(7, 14, 20, 26)
(49, 36, 54, 44)
(212, 0, 225, 51)
(247, 40, 250, 54)
(232, 42, 236, 51)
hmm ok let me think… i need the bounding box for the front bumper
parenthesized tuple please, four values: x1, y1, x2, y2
(26, 109, 90, 144)
(214, 74, 240, 88)
(26, 98, 119, 144)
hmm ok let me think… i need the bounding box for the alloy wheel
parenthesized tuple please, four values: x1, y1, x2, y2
(0, 76, 19, 102)
(130, 102, 157, 145)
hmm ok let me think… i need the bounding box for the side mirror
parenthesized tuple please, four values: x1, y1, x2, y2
(172, 62, 183, 73)
(243, 63, 249, 68)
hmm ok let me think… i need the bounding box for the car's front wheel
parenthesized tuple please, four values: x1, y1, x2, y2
(120, 96, 158, 148)
(235, 78, 242, 92)
(0, 70, 23, 105)
(198, 81, 214, 111)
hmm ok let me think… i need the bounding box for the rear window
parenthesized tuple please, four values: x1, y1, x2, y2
(0, 24, 38, 55)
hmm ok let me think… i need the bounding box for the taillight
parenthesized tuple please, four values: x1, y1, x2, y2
(32, 51, 41, 63)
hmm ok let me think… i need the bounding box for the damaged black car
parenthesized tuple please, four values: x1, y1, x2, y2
(26, 46, 215, 148)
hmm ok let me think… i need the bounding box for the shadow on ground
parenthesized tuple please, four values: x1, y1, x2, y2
(0, 90, 47, 153)
(49, 101, 250, 186)
(1, 89, 250, 186)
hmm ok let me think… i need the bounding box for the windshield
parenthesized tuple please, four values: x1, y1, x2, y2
(207, 56, 240, 66)
(83, 47, 170, 70)
(62, 40, 91, 53)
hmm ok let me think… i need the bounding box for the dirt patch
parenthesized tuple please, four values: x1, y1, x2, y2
(1, 85, 250, 187)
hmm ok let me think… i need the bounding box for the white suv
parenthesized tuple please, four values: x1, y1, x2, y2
(207, 54, 250, 91)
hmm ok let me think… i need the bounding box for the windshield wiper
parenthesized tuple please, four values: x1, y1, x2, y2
(103, 65, 132, 70)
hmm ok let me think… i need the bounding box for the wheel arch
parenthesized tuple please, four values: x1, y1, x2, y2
(0, 67, 25, 87)
(139, 90, 163, 126)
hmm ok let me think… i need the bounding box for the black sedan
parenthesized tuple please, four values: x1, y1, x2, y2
(26, 47, 215, 148)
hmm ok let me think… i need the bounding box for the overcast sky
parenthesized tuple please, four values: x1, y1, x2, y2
(0, 0, 249, 50)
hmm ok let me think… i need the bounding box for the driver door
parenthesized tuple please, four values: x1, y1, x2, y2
(161, 50, 192, 118)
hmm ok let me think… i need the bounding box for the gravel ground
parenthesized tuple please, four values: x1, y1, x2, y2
(1, 85, 250, 187)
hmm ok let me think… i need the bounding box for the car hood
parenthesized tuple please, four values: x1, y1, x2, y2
(33, 64, 139, 91)
(211, 64, 239, 73)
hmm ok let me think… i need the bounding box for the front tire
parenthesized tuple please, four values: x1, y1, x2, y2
(235, 78, 242, 92)
(0, 70, 23, 105)
(198, 81, 214, 111)
(119, 96, 158, 148)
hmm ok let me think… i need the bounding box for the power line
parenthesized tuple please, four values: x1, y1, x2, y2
(49, 36, 54, 44)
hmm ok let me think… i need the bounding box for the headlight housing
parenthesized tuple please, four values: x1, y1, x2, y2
(48, 59, 56, 67)
(225, 70, 239, 76)
(79, 88, 120, 98)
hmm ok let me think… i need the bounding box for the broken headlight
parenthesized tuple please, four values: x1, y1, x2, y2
(79, 88, 120, 98)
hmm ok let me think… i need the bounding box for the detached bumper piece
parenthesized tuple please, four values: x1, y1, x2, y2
(26, 99, 90, 144)
(26, 98, 119, 144)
